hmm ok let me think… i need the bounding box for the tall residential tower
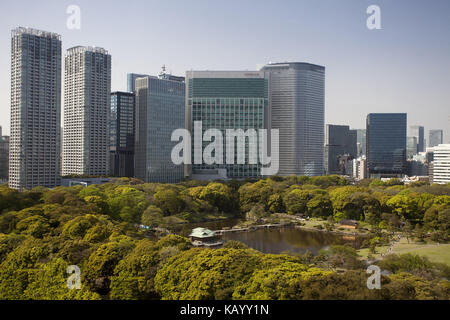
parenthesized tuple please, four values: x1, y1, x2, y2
(63, 46, 111, 176)
(9, 27, 61, 189)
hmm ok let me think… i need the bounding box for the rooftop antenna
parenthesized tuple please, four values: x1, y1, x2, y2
(159, 64, 167, 78)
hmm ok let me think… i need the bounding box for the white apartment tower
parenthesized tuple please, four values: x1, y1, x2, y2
(63, 46, 111, 176)
(9, 27, 62, 190)
(432, 144, 450, 184)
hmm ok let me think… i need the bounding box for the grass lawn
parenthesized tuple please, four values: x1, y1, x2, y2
(357, 245, 390, 260)
(390, 238, 450, 265)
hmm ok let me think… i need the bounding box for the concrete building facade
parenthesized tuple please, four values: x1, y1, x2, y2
(9, 27, 61, 189)
(63, 46, 111, 176)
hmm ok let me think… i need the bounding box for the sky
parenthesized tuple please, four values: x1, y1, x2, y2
(0, 0, 449, 143)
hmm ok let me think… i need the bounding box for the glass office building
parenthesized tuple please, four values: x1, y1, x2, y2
(324, 125, 357, 175)
(366, 113, 407, 178)
(429, 129, 443, 148)
(185, 71, 269, 179)
(261, 62, 325, 176)
(110, 92, 135, 177)
(127, 73, 149, 93)
(409, 125, 425, 153)
(356, 129, 366, 157)
(135, 75, 185, 183)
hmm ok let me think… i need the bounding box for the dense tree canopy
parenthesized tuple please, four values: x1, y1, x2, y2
(0, 177, 448, 300)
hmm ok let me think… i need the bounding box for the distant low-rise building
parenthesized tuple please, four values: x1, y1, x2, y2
(0, 132, 9, 183)
(339, 219, 359, 229)
(61, 177, 112, 187)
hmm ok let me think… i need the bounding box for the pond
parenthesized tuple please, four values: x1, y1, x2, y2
(221, 226, 365, 255)
(172, 219, 365, 255)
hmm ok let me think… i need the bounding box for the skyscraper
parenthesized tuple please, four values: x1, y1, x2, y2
(432, 144, 450, 184)
(407, 136, 418, 159)
(429, 129, 443, 148)
(110, 92, 135, 177)
(127, 73, 149, 93)
(366, 113, 407, 178)
(356, 129, 366, 157)
(9, 27, 61, 189)
(409, 125, 425, 153)
(63, 46, 111, 176)
(185, 71, 269, 179)
(135, 74, 185, 183)
(261, 62, 325, 176)
(324, 125, 357, 175)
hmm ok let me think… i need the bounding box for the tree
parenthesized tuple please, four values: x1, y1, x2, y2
(239, 179, 274, 213)
(141, 205, 164, 227)
(24, 258, 101, 300)
(233, 261, 331, 300)
(268, 193, 285, 213)
(283, 189, 313, 214)
(306, 193, 333, 218)
(246, 204, 268, 223)
(154, 248, 264, 300)
(153, 186, 184, 216)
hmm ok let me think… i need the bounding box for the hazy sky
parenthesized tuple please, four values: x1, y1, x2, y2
(0, 0, 449, 143)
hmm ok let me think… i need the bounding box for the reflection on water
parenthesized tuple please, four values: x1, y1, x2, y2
(221, 227, 364, 255)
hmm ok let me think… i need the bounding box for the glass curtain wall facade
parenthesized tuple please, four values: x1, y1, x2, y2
(324, 125, 357, 174)
(356, 129, 366, 157)
(366, 113, 407, 178)
(185, 71, 268, 179)
(135, 76, 185, 183)
(409, 125, 425, 153)
(261, 62, 325, 176)
(127, 73, 149, 93)
(429, 130, 443, 148)
(110, 92, 135, 177)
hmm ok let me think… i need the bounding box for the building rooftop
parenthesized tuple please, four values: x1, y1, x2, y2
(261, 62, 325, 71)
(66, 46, 109, 55)
(189, 227, 216, 238)
(12, 27, 61, 40)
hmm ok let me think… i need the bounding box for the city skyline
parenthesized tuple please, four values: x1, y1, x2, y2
(0, 0, 449, 142)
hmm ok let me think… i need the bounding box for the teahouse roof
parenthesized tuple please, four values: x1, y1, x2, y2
(189, 227, 216, 238)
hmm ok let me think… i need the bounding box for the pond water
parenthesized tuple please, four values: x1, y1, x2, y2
(221, 226, 364, 255)
(172, 219, 365, 255)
